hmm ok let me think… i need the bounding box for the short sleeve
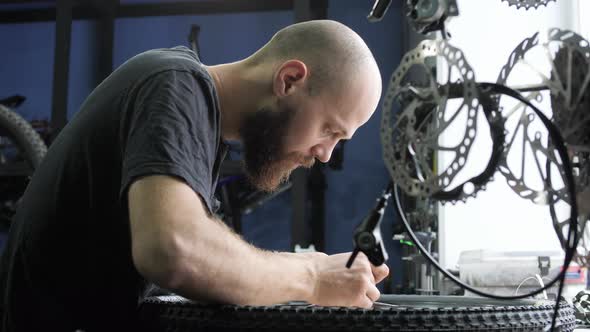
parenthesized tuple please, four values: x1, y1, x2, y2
(119, 69, 219, 213)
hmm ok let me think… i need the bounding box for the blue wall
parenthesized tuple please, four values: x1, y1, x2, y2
(0, 0, 404, 289)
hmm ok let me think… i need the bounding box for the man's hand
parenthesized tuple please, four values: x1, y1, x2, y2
(129, 176, 390, 307)
(306, 252, 389, 308)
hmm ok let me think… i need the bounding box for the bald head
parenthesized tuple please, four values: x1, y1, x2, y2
(249, 20, 380, 96)
(214, 20, 382, 191)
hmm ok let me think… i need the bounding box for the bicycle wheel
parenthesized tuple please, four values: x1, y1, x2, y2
(0, 104, 47, 170)
(0, 104, 47, 229)
(138, 294, 576, 331)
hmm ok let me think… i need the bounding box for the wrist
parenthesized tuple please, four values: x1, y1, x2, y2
(276, 252, 319, 303)
(302, 254, 319, 303)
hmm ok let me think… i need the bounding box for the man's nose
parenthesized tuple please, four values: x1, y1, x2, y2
(313, 140, 339, 163)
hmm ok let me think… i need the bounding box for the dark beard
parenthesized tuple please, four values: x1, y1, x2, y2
(239, 104, 302, 192)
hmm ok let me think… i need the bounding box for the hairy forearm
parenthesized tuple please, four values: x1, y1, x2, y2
(129, 176, 316, 306)
(145, 214, 315, 305)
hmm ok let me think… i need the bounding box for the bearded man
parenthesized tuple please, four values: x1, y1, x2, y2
(0, 19, 388, 331)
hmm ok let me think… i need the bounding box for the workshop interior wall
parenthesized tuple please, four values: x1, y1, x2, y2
(0, 20, 98, 121)
(0, 0, 404, 289)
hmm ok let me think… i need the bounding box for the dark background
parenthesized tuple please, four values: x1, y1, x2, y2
(0, 0, 406, 290)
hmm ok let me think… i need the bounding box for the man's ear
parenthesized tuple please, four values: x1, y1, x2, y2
(273, 60, 308, 97)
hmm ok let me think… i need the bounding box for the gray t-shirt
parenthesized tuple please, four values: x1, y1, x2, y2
(0, 46, 227, 331)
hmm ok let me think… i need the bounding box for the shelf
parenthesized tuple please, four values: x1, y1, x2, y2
(0, 0, 297, 23)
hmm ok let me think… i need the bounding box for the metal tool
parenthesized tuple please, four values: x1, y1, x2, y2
(346, 183, 393, 268)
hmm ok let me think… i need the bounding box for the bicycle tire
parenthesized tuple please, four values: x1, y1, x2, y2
(0, 104, 47, 170)
(138, 294, 576, 331)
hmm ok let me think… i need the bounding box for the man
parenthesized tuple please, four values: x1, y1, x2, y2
(0, 19, 387, 331)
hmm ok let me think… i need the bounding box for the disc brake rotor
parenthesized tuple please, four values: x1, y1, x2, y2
(382, 39, 502, 203)
(498, 28, 590, 265)
(500, 0, 556, 10)
(549, 32, 590, 266)
(496, 29, 590, 205)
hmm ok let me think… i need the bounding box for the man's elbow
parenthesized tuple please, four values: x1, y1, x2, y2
(132, 234, 189, 291)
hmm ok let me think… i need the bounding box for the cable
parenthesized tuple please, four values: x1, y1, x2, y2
(394, 185, 568, 299)
(483, 83, 578, 331)
(515, 274, 547, 299)
(392, 82, 579, 331)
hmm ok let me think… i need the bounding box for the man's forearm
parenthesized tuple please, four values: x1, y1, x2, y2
(159, 214, 316, 305)
(129, 176, 316, 305)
